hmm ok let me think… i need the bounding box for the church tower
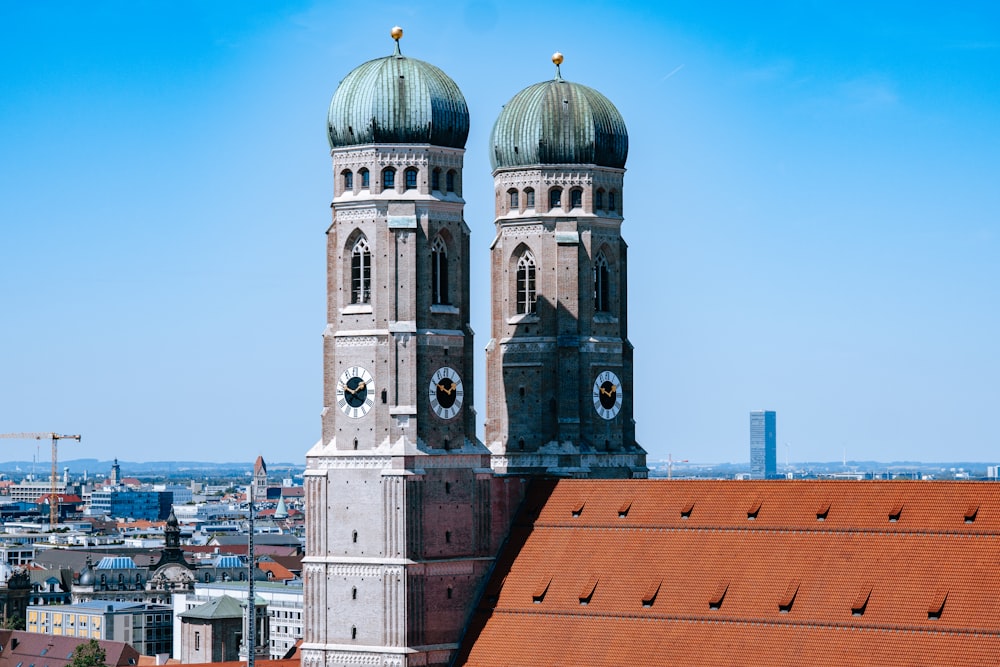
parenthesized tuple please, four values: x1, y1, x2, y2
(303, 29, 494, 667)
(485, 55, 647, 478)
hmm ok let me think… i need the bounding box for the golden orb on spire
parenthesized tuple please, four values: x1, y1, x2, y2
(391, 26, 403, 40)
(552, 52, 564, 65)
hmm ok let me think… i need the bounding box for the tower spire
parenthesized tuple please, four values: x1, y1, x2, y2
(552, 51, 564, 80)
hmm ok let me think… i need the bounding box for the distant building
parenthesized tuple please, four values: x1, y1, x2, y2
(26, 600, 173, 656)
(88, 488, 172, 521)
(750, 410, 777, 479)
(173, 580, 303, 660)
(253, 456, 267, 502)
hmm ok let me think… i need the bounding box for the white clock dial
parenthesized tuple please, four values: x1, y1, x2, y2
(336, 366, 375, 419)
(592, 370, 623, 420)
(429, 366, 464, 420)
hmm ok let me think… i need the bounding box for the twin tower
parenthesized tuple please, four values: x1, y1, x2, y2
(303, 29, 646, 667)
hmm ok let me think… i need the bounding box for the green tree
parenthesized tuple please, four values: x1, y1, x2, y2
(1, 614, 25, 631)
(70, 639, 107, 667)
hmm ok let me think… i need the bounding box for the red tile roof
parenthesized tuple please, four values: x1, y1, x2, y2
(457, 479, 1000, 666)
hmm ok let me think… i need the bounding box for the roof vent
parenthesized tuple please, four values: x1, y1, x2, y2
(709, 582, 729, 610)
(928, 588, 948, 620)
(642, 580, 661, 608)
(618, 501, 631, 518)
(579, 576, 598, 605)
(778, 580, 800, 613)
(747, 498, 762, 520)
(965, 505, 979, 523)
(532, 577, 551, 603)
(680, 502, 694, 519)
(571, 501, 585, 517)
(816, 501, 831, 521)
(888, 503, 903, 523)
(852, 586, 872, 616)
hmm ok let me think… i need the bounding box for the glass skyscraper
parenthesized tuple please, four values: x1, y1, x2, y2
(750, 410, 777, 479)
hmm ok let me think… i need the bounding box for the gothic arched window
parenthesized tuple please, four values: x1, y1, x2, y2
(342, 170, 353, 191)
(549, 187, 562, 211)
(405, 167, 418, 190)
(516, 252, 537, 315)
(594, 252, 611, 313)
(508, 189, 519, 211)
(595, 188, 605, 210)
(351, 237, 372, 304)
(525, 188, 535, 209)
(446, 170, 456, 193)
(608, 190, 617, 212)
(382, 167, 395, 191)
(359, 168, 370, 188)
(431, 168, 441, 191)
(431, 237, 449, 305)
(570, 188, 583, 209)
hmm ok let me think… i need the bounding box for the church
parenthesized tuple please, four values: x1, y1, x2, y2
(301, 28, 1000, 667)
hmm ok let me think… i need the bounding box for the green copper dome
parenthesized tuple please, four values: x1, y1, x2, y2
(490, 73, 628, 170)
(327, 44, 470, 150)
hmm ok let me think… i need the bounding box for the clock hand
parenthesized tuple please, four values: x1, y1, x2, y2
(355, 381, 367, 392)
(436, 382, 455, 395)
(340, 383, 355, 397)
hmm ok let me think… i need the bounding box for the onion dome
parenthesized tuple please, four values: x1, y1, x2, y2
(327, 27, 470, 149)
(79, 557, 95, 586)
(490, 53, 628, 170)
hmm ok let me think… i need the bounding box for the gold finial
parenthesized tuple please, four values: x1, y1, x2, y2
(552, 52, 564, 80)
(391, 26, 403, 55)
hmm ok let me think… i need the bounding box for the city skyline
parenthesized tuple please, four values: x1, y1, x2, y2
(2, 2, 998, 464)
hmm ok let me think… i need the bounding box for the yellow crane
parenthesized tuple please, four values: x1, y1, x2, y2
(0, 432, 81, 527)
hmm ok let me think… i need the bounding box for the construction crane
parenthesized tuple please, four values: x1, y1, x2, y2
(0, 432, 81, 527)
(666, 453, 689, 480)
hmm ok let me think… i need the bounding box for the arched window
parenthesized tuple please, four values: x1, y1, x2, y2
(359, 168, 370, 188)
(570, 188, 583, 209)
(350, 237, 372, 304)
(431, 168, 441, 191)
(608, 190, 617, 212)
(595, 189, 604, 210)
(382, 167, 395, 191)
(549, 188, 562, 211)
(508, 189, 519, 211)
(594, 252, 610, 313)
(342, 170, 353, 191)
(516, 252, 537, 315)
(431, 237, 449, 305)
(446, 170, 456, 193)
(525, 188, 535, 209)
(405, 167, 418, 190)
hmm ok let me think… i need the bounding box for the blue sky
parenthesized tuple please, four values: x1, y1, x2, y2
(2, 2, 998, 465)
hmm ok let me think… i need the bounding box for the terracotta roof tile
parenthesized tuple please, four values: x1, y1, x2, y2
(457, 479, 1000, 666)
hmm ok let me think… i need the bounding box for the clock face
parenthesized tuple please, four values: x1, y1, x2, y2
(336, 366, 375, 419)
(593, 370, 623, 420)
(429, 366, 464, 420)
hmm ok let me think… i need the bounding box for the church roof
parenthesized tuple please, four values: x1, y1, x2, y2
(178, 595, 244, 620)
(457, 479, 1000, 666)
(327, 33, 469, 150)
(490, 61, 627, 170)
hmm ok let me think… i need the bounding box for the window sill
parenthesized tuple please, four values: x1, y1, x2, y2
(507, 313, 540, 325)
(593, 313, 618, 324)
(431, 304, 460, 315)
(341, 304, 373, 315)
